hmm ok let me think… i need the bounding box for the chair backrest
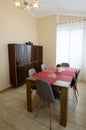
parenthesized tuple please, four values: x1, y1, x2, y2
(41, 64, 47, 71)
(73, 69, 80, 87)
(28, 68, 36, 77)
(76, 69, 80, 83)
(36, 79, 57, 103)
(61, 62, 70, 67)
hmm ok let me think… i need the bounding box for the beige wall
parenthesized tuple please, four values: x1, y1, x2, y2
(0, 0, 37, 91)
(0, 0, 85, 91)
(37, 15, 57, 67)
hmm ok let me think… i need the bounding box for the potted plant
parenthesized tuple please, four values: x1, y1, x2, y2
(56, 64, 62, 72)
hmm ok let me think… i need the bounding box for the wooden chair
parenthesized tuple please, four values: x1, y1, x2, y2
(41, 64, 47, 71)
(72, 69, 80, 103)
(61, 62, 70, 67)
(28, 68, 37, 91)
(35, 79, 60, 130)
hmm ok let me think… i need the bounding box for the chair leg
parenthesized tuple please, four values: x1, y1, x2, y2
(50, 103, 52, 130)
(73, 86, 78, 103)
(35, 98, 43, 118)
(75, 86, 79, 96)
(36, 100, 53, 130)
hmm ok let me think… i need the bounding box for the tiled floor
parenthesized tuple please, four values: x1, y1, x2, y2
(0, 82, 86, 130)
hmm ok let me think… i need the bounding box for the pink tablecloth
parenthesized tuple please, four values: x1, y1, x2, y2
(43, 67, 77, 80)
(33, 66, 75, 85)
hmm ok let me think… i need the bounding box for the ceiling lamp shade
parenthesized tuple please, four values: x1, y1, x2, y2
(15, 0, 21, 9)
(10, 0, 39, 12)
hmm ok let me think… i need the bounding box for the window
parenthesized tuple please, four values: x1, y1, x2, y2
(56, 20, 86, 82)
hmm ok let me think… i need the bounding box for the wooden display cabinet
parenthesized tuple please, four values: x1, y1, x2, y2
(8, 44, 43, 87)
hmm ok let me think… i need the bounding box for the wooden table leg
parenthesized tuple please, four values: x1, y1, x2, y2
(60, 88, 68, 127)
(26, 80, 32, 112)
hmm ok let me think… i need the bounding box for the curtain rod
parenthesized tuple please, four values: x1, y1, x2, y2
(57, 18, 86, 25)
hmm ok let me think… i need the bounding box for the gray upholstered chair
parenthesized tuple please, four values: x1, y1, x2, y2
(61, 62, 70, 67)
(41, 64, 47, 71)
(28, 68, 37, 90)
(35, 79, 60, 130)
(28, 68, 36, 77)
(72, 69, 80, 102)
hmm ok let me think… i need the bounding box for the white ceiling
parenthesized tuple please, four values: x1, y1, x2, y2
(30, 0, 86, 17)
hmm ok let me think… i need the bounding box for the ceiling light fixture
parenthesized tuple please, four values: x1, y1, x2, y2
(10, 0, 39, 12)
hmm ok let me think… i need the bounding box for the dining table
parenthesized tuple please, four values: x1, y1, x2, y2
(26, 66, 77, 127)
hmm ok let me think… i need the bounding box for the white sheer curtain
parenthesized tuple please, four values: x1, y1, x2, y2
(56, 20, 86, 82)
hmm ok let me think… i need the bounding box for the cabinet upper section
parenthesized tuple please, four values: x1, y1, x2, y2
(8, 43, 43, 67)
